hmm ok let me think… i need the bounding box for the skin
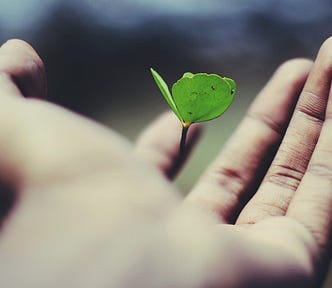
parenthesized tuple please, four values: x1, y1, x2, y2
(0, 38, 332, 287)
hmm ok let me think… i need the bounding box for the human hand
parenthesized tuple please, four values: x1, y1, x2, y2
(0, 38, 332, 288)
(184, 37, 332, 287)
(0, 39, 211, 288)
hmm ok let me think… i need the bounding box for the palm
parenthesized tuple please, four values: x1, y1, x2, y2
(141, 44, 332, 286)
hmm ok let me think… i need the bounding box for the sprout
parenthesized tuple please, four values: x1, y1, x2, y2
(151, 68, 236, 160)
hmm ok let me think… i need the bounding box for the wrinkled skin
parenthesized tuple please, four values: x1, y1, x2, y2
(0, 38, 332, 287)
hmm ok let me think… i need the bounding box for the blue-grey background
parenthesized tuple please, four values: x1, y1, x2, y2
(0, 0, 331, 285)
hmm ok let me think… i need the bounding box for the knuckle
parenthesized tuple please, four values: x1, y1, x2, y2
(258, 200, 288, 216)
(203, 166, 248, 204)
(267, 163, 303, 191)
(296, 99, 325, 123)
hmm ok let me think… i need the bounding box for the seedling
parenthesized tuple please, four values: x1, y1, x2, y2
(150, 68, 236, 161)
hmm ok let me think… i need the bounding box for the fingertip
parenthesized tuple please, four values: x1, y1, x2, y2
(1, 39, 44, 67)
(2, 39, 35, 51)
(0, 39, 47, 99)
(315, 37, 332, 74)
(271, 58, 313, 93)
(277, 58, 313, 70)
(318, 36, 332, 57)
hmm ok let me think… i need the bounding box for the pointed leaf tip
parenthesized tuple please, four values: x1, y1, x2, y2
(150, 68, 183, 122)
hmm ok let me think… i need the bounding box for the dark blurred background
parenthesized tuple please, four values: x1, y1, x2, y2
(1, 1, 332, 285)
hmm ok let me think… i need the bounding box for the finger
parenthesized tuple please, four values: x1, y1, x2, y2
(237, 38, 332, 225)
(0, 38, 48, 221)
(0, 39, 47, 98)
(185, 59, 312, 223)
(287, 38, 332, 256)
(135, 111, 202, 179)
(0, 98, 134, 190)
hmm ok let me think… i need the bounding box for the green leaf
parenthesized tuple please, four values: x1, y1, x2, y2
(171, 73, 236, 123)
(150, 68, 183, 122)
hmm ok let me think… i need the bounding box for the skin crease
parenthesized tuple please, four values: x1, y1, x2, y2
(0, 38, 332, 287)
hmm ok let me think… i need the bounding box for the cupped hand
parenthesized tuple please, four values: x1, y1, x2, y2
(0, 38, 332, 288)
(184, 37, 332, 287)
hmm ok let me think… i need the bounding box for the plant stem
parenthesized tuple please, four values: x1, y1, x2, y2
(166, 125, 190, 179)
(179, 125, 189, 159)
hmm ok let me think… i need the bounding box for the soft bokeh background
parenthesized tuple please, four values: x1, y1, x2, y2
(1, 0, 332, 286)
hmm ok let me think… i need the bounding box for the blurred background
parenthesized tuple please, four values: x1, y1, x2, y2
(0, 0, 332, 285)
